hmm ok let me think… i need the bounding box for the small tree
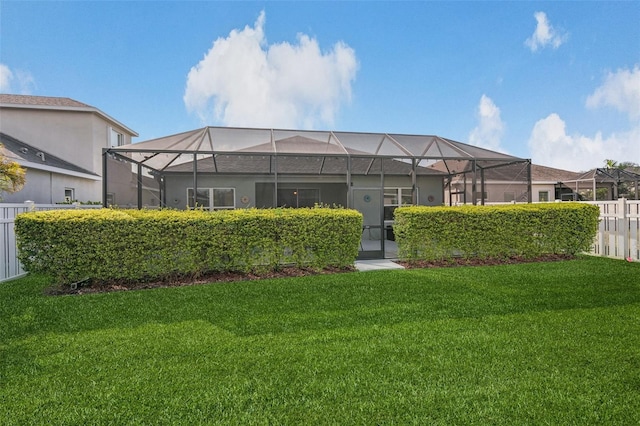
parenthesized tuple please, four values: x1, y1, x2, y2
(602, 160, 639, 200)
(604, 159, 618, 169)
(0, 143, 26, 200)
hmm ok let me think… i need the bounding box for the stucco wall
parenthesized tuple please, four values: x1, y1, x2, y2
(2, 109, 96, 172)
(164, 174, 258, 209)
(160, 173, 444, 210)
(1, 108, 134, 174)
(0, 169, 100, 204)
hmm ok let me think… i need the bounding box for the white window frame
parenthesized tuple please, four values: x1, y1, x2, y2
(187, 188, 236, 210)
(109, 127, 125, 147)
(384, 187, 415, 220)
(64, 188, 75, 203)
(538, 191, 550, 202)
(384, 187, 415, 207)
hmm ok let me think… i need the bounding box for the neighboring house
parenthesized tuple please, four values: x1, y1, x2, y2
(443, 162, 640, 203)
(0, 94, 137, 203)
(562, 168, 640, 200)
(438, 161, 582, 204)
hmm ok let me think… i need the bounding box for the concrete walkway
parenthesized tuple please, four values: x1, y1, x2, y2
(354, 259, 405, 272)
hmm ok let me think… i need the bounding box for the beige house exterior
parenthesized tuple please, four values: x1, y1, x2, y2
(443, 162, 581, 204)
(0, 94, 137, 203)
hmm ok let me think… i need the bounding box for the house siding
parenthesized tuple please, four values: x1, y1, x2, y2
(0, 168, 101, 204)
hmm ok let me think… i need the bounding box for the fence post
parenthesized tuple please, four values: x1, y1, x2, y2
(596, 202, 604, 256)
(619, 198, 628, 259)
(24, 200, 35, 212)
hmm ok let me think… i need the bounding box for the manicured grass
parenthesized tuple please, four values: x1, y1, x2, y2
(1, 256, 639, 424)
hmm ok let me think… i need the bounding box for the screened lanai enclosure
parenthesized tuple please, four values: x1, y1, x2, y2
(103, 127, 531, 259)
(559, 168, 640, 201)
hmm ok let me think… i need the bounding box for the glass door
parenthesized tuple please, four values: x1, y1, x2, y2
(352, 188, 384, 259)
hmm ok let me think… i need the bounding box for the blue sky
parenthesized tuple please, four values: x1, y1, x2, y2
(1, 1, 639, 171)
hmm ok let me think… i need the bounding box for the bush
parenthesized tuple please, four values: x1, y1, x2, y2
(15, 207, 362, 284)
(394, 203, 600, 261)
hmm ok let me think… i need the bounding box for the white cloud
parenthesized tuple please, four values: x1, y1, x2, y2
(586, 65, 640, 121)
(0, 63, 35, 94)
(183, 11, 358, 129)
(0, 64, 13, 92)
(468, 95, 505, 152)
(528, 113, 640, 171)
(524, 11, 568, 52)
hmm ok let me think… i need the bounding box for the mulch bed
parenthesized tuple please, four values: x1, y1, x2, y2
(396, 253, 575, 269)
(45, 265, 355, 296)
(45, 254, 576, 296)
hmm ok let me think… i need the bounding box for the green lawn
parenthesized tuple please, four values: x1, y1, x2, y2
(1, 256, 639, 425)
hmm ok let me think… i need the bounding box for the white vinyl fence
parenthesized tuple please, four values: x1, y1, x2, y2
(1, 202, 101, 283)
(587, 199, 640, 261)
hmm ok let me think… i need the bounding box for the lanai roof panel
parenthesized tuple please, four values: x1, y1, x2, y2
(110, 126, 528, 173)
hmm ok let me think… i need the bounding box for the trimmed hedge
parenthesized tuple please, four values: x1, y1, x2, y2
(15, 208, 363, 284)
(394, 203, 600, 261)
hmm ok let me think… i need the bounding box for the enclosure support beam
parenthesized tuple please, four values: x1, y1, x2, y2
(380, 157, 385, 256)
(463, 174, 467, 205)
(192, 154, 198, 208)
(102, 150, 108, 207)
(480, 167, 485, 205)
(471, 160, 477, 205)
(161, 176, 166, 208)
(411, 159, 417, 205)
(273, 155, 278, 208)
(346, 156, 352, 209)
(527, 160, 532, 203)
(137, 162, 143, 209)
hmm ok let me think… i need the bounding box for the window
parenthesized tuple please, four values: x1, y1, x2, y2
(64, 188, 75, 203)
(213, 188, 235, 208)
(110, 128, 124, 147)
(187, 188, 235, 210)
(277, 188, 320, 208)
(384, 188, 414, 220)
(538, 191, 549, 202)
(106, 193, 115, 206)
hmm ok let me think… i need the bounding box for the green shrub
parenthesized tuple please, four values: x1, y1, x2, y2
(15, 207, 362, 284)
(394, 203, 600, 261)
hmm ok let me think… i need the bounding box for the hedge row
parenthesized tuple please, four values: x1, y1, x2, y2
(15, 208, 363, 284)
(393, 203, 600, 261)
